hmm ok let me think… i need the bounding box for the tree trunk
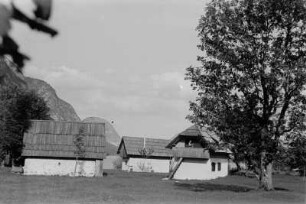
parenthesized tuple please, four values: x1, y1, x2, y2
(235, 161, 241, 171)
(303, 166, 305, 180)
(4, 153, 11, 166)
(258, 127, 274, 191)
(259, 153, 274, 190)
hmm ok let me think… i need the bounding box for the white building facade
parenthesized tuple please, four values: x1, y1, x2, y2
(166, 125, 230, 180)
(23, 158, 98, 177)
(117, 136, 172, 173)
(121, 157, 170, 173)
(172, 157, 229, 180)
(22, 120, 106, 177)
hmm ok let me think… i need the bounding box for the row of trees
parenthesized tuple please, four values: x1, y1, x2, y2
(186, 0, 306, 191)
(0, 83, 50, 165)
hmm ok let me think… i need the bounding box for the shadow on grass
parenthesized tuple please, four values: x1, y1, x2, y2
(174, 182, 254, 192)
(274, 187, 290, 191)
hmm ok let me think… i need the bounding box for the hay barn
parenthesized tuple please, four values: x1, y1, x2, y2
(22, 120, 106, 177)
(117, 136, 172, 173)
(167, 125, 230, 180)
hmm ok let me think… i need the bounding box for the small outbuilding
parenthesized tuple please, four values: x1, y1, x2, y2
(117, 136, 172, 173)
(22, 120, 106, 177)
(166, 125, 230, 180)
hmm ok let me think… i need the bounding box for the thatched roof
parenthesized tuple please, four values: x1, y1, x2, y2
(22, 120, 106, 159)
(166, 125, 219, 148)
(117, 136, 172, 158)
(172, 147, 210, 159)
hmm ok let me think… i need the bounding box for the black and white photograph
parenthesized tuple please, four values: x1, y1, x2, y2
(0, 0, 305, 203)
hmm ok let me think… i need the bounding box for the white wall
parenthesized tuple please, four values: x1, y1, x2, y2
(173, 158, 228, 180)
(122, 157, 170, 173)
(24, 158, 96, 177)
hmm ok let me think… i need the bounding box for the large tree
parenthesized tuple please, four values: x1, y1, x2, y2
(0, 84, 50, 165)
(186, 0, 306, 190)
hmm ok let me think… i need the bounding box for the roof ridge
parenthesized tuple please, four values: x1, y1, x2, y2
(30, 120, 105, 125)
(122, 136, 169, 141)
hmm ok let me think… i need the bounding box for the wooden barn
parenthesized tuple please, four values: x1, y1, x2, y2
(22, 120, 106, 177)
(117, 136, 172, 173)
(166, 125, 230, 180)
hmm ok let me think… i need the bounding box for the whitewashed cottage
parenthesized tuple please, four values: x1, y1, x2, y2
(22, 120, 106, 177)
(117, 136, 172, 173)
(166, 125, 230, 180)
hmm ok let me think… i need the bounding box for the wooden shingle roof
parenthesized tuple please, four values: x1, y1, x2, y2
(166, 125, 219, 148)
(22, 120, 106, 160)
(117, 136, 172, 158)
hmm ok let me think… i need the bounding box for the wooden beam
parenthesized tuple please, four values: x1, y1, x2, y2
(168, 157, 183, 179)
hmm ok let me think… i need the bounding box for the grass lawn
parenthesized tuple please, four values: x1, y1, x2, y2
(0, 168, 305, 204)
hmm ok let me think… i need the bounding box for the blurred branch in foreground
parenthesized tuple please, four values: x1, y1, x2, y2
(0, 0, 58, 72)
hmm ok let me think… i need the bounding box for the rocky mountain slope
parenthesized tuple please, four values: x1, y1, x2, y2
(1, 60, 121, 162)
(0, 59, 27, 88)
(25, 77, 81, 121)
(0, 59, 80, 122)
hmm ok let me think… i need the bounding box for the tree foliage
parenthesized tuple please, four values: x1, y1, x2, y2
(74, 126, 86, 159)
(186, 0, 306, 190)
(73, 126, 86, 176)
(0, 84, 50, 163)
(285, 133, 306, 175)
(138, 147, 154, 158)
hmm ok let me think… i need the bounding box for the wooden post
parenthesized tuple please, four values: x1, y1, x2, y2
(95, 160, 103, 177)
(168, 157, 183, 179)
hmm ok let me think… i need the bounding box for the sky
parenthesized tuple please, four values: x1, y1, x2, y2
(11, 0, 209, 139)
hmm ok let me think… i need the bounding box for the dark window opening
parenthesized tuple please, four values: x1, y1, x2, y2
(185, 139, 192, 147)
(211, 162, 216, 171)
(218, 162, 221, 171)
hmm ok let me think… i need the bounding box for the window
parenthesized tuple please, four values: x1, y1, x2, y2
(218, 162, 221, 171)
(211, 162, 216, 171)
(185, 140, 192, 147)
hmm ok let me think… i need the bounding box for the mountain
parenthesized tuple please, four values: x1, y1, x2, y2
(0, 59, 27, 88)
(0, 59, 80, 122)
(25, 77, 81, 121)
(82, 117, 121, 147)
(1, 61, 121, 168)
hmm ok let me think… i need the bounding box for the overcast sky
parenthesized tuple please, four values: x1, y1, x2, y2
(11, 0, 209, 139)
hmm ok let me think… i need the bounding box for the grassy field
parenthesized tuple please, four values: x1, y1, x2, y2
(0, 168, 305, 204)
